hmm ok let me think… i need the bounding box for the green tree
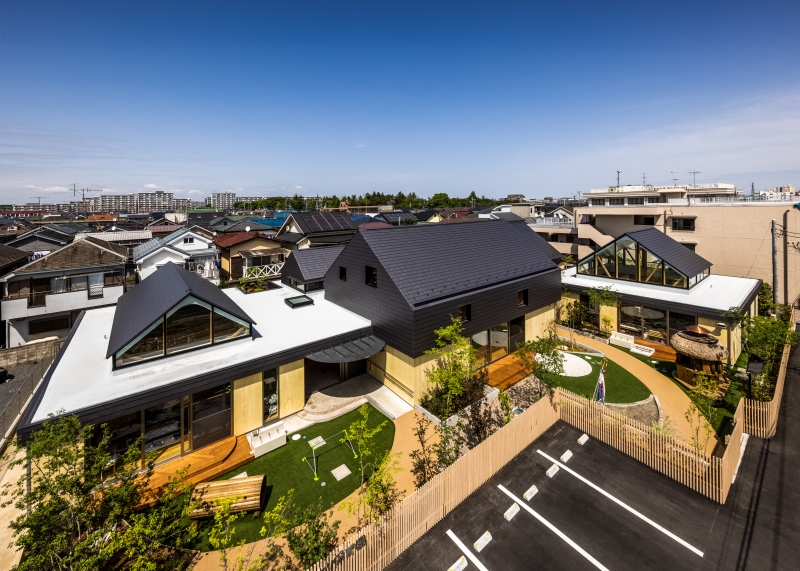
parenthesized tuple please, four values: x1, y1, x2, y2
(685, 371, 719, 452)
(429, 193, 452, 208)
(284, 503, 340, 569)
(424, 317, 478, 416)
(346, 404, 388, 488)
(360, 452, 403, 524)
(515, 326, 565, 402)
(497, 389, 513, 425)
(434, 419, 465, 471)
(1, 414, 195, 571)
(409, 415, 437, 489)
(466, 393, 495, 446)
(758, 282, 774, 315)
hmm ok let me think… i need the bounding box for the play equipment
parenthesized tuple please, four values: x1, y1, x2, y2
(301, 430, 357, 481)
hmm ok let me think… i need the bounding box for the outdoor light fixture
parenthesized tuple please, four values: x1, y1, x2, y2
(746, 361, 765, 399)
(716, 322, 727, 328)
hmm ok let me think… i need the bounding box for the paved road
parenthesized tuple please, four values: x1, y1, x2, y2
(388, 344, 800, 571)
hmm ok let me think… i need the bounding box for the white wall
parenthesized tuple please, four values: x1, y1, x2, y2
(1, 286, 124, 320)
(165, 233, 212, 252)
(139, 250, 186, 280)
(8, 317, 70, 346)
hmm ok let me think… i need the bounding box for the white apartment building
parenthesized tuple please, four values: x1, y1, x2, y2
(208, 192, 237, 209)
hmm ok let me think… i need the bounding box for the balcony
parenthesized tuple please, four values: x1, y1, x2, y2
(185, 260, 219, 281)
(243, 263, 283, 279)
(1, 286, 125, 320)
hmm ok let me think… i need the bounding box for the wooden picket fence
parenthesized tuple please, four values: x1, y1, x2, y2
(308, 335, 797, 571)
(742, 332, 792, 438)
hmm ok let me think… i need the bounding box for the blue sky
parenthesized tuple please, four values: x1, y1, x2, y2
(1, 1, 799, 202)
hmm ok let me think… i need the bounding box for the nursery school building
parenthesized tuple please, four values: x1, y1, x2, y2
(18, 221, 562, 471)
(562, 228, 762, 364)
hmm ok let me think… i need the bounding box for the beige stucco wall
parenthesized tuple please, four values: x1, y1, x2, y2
(368, 345, 437, 406)
(278, 359, 305, 416)
(575, 204, 800, 304)
(599, 304, 618, 335)
(232, 372, 263, 435)
(698, 317, 740, 365)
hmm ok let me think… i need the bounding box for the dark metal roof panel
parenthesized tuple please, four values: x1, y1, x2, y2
(625, 228, 711, 277)
(294, 211, 359, 233)
(282, 245, 345, 283)
(305, 334, 385, 363)
(359, 220, 559, 306)
(105, 263, 255, 358)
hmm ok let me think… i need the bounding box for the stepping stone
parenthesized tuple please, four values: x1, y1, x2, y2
(308, 436, 326, 448)
(331, 464, 351, 481)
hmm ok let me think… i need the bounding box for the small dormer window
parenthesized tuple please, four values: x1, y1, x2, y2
(365, 266, 377, 287)
(184, 237, 194, 244)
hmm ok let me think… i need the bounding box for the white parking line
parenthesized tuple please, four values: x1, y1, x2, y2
(446, 530, 490, 571)
(497, 485, 611, 571)
(536, 449, 704, 557)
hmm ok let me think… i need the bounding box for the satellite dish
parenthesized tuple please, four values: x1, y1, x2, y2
(111, 225, 117, 231)
(245, 226, 251, 232)
(213, 231, 217, 236)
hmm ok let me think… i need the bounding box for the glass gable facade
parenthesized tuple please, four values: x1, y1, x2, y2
(577, 235, 709, 289)
(114, 295, 252, 368)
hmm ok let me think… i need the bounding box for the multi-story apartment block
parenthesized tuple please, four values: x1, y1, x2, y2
(136, 191, 174, 213)
(210, 192, 237, 210)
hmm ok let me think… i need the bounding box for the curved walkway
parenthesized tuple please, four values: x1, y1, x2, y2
(558, 327, 717, 453)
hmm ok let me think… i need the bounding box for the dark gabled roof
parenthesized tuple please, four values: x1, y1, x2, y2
(289, 211, 359, 234)
(132, 227, 207, 260)
(374, 212, 419, 225)
(624, 228, 711, 277)
(358, 220, 558, 307)
(305, 234, 354, 246)
(511, 225, 563, 261)
(282, 245, 345, 284)
(0, 243, 29, 268)
(306, 334, 385, 363)
(413, 210, 438, 221)
(489, 212, 525, 223)
(216, 220, 271, 234)
(14, 237, 127, 273)
(106, 263, 255, 358)
(273, 232, 305, 244)
(214, 231, 277, 250)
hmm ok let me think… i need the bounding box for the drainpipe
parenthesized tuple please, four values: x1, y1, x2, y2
(784, 210, 790, 305)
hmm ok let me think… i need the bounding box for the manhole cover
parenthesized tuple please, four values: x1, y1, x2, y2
(331, 464, 351, 481)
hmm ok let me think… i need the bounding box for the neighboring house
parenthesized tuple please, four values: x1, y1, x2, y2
(281, 245, 344, 292)
(133, 227, 219, 282)
(147, 224, 185, 237)
(372, 212, 419, 226)
(214, 220, 272, 234)
(474, 211, 526, 223)
(4, 226, 77, 255)
(0, 244, 29, 277)
(356, 219, 394, 230)
(412, 210, 440, 223)
(19, 220, 561, 472)
(274, 211, 359, 250)
(75, 230, 153, 259)
(207, 216, 238, 231)
(563, 228, 761, 363)
(215, 232, 289, 281)
(184, 211, 227, 230)
(0, 237, 127, 347)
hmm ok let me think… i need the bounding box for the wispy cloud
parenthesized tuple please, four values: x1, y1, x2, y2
(143, 183, 160, 189)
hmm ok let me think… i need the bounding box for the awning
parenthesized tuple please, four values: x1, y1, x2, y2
(305, 335, 386, 363)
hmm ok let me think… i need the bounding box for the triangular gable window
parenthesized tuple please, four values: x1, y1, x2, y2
(114, 295, 251, 368)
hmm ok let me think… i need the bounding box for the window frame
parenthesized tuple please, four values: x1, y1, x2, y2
(458, 304, 471, 323)
(339, 266, 347, 281)
(517, 289, 528, 307)
(365, 265, 377, 287)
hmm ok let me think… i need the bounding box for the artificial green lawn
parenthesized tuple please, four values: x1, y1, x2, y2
(190, 404, 394, 550)
(619, 347, 749, 438)
(543, 353, 652, 404)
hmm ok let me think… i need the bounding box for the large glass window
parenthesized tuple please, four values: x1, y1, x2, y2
(192, 384, 231, 450)
(669, 312, 696, 339)
(96, 412, 142, 476)
(641, 306, 667, 344)
(115, 318, 165, 367)
(471, 331, 489, 367)
(165, 297, 212, 355)
(594, 243, 616, 278)
(616, 237, 637, 281)
(489, 323, 509, 362)
(639, 247, 663, 285)
(619, 303, 643, 337)
(664, 263, 687, 288)
(263, 370, 279, 424)
(213, 307, 251, 343)
(144, 398, 182, 464)
(577, 256, 595, 275)
(50, 277, 68, 293)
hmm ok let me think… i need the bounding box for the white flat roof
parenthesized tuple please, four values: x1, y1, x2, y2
(562, 267, 759, 313)
(31, 287, 371, 423)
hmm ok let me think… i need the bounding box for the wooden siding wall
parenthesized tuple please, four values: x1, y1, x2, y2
(524, 303, 556, 341)
(232, 373, 262, 435)
(278, 359, 305, 417)
(367, 346, 437, 405)
(325, 232, 562, 358)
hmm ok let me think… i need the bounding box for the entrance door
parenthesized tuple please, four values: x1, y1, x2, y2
(489, 324, 509, 362)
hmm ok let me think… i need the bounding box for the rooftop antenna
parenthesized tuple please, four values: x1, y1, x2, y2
(616, 170, 621, 188)
(30, 196, 48, 207)
(751, 182, 755, 196)
(671, 172, 680, 186)
(642, 173, 647, 186)
(73, 185, 101, 213)
(688, 170, 701, 189)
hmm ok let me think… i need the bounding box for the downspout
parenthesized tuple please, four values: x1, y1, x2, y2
(784, 210, 790, 305)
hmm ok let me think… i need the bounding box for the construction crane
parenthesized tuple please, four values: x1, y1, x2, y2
(30, 196, 48, 207)
(71, 183, 102, 214)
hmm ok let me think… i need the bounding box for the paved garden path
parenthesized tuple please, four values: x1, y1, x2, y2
(557, 327, 717, 453)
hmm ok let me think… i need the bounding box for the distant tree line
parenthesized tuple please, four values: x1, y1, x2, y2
(234, 191, 504, 211)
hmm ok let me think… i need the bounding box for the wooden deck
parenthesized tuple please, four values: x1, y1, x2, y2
(485, 354, 527, 390)
(141, 434, 254, 508)
(635, 338, 677, 362)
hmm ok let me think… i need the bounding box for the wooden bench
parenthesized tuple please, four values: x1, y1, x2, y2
(188, 475, 266, 519)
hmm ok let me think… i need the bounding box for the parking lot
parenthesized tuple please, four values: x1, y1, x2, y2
(388, 421, 725, 571)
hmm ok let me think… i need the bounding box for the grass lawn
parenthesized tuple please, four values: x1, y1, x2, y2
(544, 353, 652, 404)
(189, 404, 394, 550)
(619, 347, 749, 438)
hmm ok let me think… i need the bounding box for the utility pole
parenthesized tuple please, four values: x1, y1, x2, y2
(671, 172, 679, 186)
(616, 171, 621, 188)
(772, 219, 778, 306)
(751, 182, 755, 196)
(642, 173, 647, 186)
(688, 171, 701, 189)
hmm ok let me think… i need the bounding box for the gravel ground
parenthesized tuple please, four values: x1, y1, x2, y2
(606, 397, 660, 425)
(0, 363, 38, 413)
